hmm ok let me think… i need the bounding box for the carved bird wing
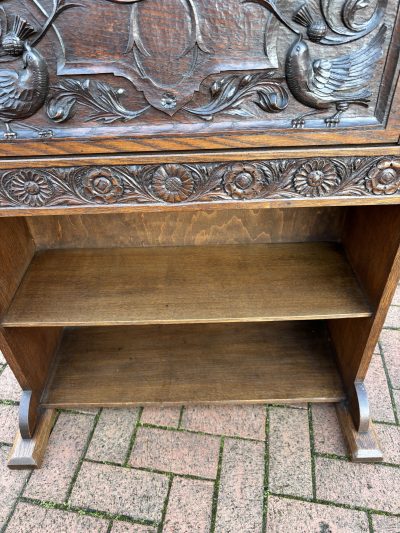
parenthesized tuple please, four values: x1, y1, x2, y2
(309, 25, 386, 99)
(0, 69, 24, 114)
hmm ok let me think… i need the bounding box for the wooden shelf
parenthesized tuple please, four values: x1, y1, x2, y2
(3, 242, 371, 327)
(41, 322, 345, 407)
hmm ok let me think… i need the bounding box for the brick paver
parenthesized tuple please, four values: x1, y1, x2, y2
(371, 514, 400, 533)
(214, 438, 264, 533)
(111, 523, 157, 533)
(380, 329, 400, 388)
(24, 412, 94, 503)
(0, 284, 399, 532)
(316, 457, 400, 513)
(86, 408, 139, 464)
(365, 351, 396, 422)
(267, 495, 370, 532)
(163, 477, 213, 533)
(0, 446, 29, 525)
(0, 404, 19, 444)
(268, 407, 313, 498)
(141, 406, 182, 428)
(394, 388, 400, 414)
(374, 423, 400, 464)
(312, 403, 347, 456)
(70, 461, 169, 523)
(130, 427, 220, 478)
(385, 305, 400, 329)
(181, 404, 266, 440)
(6, 502, 109, 532)
(393, 285, 400, 305)
(0, 366, 21, 402)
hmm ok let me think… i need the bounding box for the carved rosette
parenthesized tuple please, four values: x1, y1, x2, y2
(151, 165, 195, 203)
(293, 160, 340, 197)
(1, 157, 400, 210)
(220, 163, 265, 200)
(79, 168, 124, 204)
(365, 158, 400, 195)
(3, 170, 54, 207)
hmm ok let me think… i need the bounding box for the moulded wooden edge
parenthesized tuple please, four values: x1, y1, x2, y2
(0, 127, 398, 159)
(7, 409, 56, 469)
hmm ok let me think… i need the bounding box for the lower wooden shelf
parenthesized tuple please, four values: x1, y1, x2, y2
(41, 321, 345, 408)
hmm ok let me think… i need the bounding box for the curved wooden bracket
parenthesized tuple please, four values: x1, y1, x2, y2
(349, 380, 370, 433)
(19, 390, 40, 439)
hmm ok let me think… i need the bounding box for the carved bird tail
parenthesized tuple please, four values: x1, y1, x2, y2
(11, 16, 36, 41)
(293, 3, 314, 27)
(341, 88, 371, 105)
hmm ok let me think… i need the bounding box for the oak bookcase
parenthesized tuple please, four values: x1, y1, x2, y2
(0, 0, 400, 467)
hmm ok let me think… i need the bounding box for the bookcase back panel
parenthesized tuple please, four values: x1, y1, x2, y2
(26, 207, 347, 250)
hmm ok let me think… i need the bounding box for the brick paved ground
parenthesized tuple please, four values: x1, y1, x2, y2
(0, 286, 399, 532)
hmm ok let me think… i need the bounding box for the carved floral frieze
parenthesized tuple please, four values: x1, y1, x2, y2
(1, 156, 399, 209)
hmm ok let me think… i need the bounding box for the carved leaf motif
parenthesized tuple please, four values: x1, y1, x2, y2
(47, 80, 150, 123)
(184, 72, 288, 120)
(342, 0, 376, 32)
(47, 94, 77, 123)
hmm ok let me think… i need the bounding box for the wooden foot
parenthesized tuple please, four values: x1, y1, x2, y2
(336, 401, 383, 462)
(8, 409, 56, 469)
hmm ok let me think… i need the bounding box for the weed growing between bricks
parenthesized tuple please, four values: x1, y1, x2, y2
(262, 406, 270, 533)
(209, 437, 224, 533)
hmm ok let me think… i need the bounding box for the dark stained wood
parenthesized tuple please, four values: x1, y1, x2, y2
(0, 152, 400, 217)
(41, 322, 345, 407)
(0, 145, 398, 170)
(26, 208, 346, 250)
(3, 243, 372, 327)
(0, 1, 396, 156)
(3, 156, 400, 214)
(8, 409, 56, 470)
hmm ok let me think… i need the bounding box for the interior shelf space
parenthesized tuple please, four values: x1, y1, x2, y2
(41, 321, 345, 408)
(2, 242, 372, 327)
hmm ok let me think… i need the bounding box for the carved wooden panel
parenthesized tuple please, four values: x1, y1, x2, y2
(0, 156, 399, 210)
(0, 0, 398, 146)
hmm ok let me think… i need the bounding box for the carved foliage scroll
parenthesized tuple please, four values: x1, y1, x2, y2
(1, 157, 399, 209)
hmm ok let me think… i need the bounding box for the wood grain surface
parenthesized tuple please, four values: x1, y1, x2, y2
(3, 242, 372, 327)
(26, 208, 346, 250)
(41, 322, 345, 407)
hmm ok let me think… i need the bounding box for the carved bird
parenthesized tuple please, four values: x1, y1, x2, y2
(0, 18, 49, 138)
(286, 25, 387, 127)
(0, 1, 80, 139)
